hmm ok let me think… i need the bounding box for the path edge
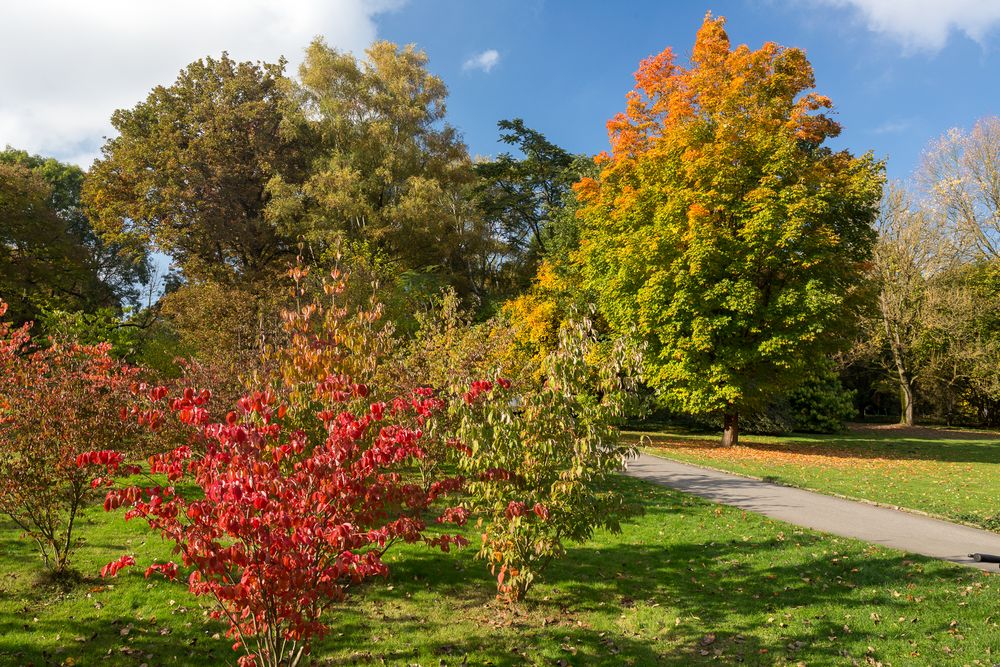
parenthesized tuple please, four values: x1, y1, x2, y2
(633, 447, 999, 536)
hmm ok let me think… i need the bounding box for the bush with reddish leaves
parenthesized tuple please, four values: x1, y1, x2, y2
(78, 267, 644, 664)
(82, 271, 468, 667)
(0, 301, 139, 575)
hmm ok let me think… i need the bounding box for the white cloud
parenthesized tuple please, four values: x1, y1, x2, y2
(463, 49, 500, 73)
(872, 119, 915, 134)
(0, 0, 403, 168)
(817, 0, 1000, 52)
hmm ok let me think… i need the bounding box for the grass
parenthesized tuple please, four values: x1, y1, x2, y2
(2, 475, 1000, 666)
(631, 424, 1000, 531)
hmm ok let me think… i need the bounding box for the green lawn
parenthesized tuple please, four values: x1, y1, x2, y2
(2, 475, 999, 666)
(632, 424, 1000, 531)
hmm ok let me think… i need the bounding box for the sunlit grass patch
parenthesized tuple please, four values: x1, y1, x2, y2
(634, 425, 1000, 531)
(3, 474, 999, 665)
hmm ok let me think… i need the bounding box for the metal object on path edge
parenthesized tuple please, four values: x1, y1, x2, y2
(969, 552, 1000, 566)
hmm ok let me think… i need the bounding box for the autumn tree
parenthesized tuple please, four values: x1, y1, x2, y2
(83, 42, 498, 353)
(390, 288, 526, 395)
(858, 118, 1000, 427)
(865, 184, 950, 425)
(574, 14, 883, 445)
(83, 269, 473, 666)
(454, 317, 643, 601)
(81, 54, 312, 372)
(913, 117, 1000, 418)
(267, 40, 493, 299)
(920, 261, 1000, 424)
(89, 381, 467, 667)
(83, 54, 307, 284)
(0, 301, 139, 575)
(922, 116, 1000, 261)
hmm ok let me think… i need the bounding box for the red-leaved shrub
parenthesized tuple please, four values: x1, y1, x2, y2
(82, 272, 469, 667)
(0, 301, 139, 574)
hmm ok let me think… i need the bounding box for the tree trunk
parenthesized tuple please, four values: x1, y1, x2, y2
(882, 307, 916, 427)
(899, 380, 915, 426)
(722, 411, 739, 447)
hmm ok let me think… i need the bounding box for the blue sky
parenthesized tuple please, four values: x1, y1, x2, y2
(1, 0, 998, 183)
(376, 0, 1000, 181)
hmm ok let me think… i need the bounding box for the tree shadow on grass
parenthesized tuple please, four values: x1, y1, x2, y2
(305, 502, 692, 667)
(317, 525, 991, 666)
(0, 583, 227, 666)
(314, 574, 671, 666)
(540, 526, 994, 665)
(4, 474, 995, 666)
(0, 523, 667, 666)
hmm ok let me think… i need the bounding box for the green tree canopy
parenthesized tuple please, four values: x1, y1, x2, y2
(83, 54, 308, 284)
(84, 42, 498, 305)
(574, 14, 884, 444)
(1, 148, 149, 311)
(0, 151, 147, 325)
(474, 119, 577, 293)
(268, 40, 493, 298)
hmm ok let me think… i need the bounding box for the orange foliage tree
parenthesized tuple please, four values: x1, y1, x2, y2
(574, 13, 883, 445)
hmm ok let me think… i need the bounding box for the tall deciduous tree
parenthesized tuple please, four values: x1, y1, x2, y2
(922, 116, 1000, 261)
(1, 148, 149, 311)
(868, 184, 946, 425)
(861, 117, 1000, 427)
(268, 40, 492, 297)
(921, 260, 1000, 425)
(83, 54, 307, 283)
(1, 162, 110, 324)
(574, 14, 883, 445)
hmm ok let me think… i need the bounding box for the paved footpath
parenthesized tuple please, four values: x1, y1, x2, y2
(625, 452, 1000, 572)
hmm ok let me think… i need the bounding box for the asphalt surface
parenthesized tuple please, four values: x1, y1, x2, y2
(625, 452, 1000, 572)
